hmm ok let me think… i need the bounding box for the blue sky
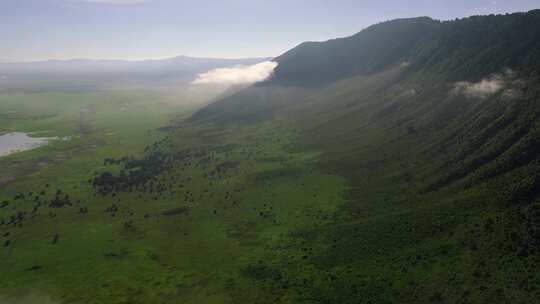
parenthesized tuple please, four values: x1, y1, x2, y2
(1, 0, 539, 62)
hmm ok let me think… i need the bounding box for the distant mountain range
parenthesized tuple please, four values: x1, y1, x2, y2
(0, 56, 271, 75)
(0, 56, 272, 89)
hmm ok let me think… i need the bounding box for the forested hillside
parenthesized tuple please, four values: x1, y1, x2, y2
(186, 10, 540, 302)
(2, 9, 540, 304)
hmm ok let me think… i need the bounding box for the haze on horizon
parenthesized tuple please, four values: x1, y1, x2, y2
(1, 0, 539, 63)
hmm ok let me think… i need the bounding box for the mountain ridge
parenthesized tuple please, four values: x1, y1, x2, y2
(180, 10, 540, 301)
(0, 55, 272, 74)
(191, 9, 540, 123)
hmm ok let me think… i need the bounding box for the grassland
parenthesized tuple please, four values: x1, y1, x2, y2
(3, 13, 540, 301)
(0, 87, 349, 303)
(2, 83, 539, 304)
(2, 78, 540, 303)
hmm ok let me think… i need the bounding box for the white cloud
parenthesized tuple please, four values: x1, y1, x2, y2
(192, 61, 278, 85)
(452, 70, 516, 99)
(453, 77, 504, 99)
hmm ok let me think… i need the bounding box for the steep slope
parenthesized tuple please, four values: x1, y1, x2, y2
(193, 10, 540, 122)
(273, 11, 540, 86)
(185, 10, 540, 303)
(193, 11, 540, 194)
(272, 17, 440, 86)
(285, 10, 540, 198)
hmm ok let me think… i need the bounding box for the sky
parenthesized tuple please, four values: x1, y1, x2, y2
(1, 0, 539, 62)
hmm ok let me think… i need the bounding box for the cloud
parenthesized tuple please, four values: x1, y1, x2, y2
(452, 70, 515, 99)
(453, 77, 504, 98)
(192, 61, 278, 85)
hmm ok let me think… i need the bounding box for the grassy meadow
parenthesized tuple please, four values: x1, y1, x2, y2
(2, 79, 539, 304)
(0, 87, 348, 303)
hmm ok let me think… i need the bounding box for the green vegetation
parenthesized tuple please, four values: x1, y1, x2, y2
(190, 9, 540, 303)
(0, 87, 347, 303)
(2, 9, 540, 304)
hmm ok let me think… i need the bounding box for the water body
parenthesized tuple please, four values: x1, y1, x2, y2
(0, 132, 52, 157)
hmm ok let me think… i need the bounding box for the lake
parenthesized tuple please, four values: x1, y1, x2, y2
(0, 132, 52, 157)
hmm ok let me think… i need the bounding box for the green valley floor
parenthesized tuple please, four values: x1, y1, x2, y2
(1, 82, 540, 304)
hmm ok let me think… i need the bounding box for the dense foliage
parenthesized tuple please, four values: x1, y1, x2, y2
(188, 10, 540, 303)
